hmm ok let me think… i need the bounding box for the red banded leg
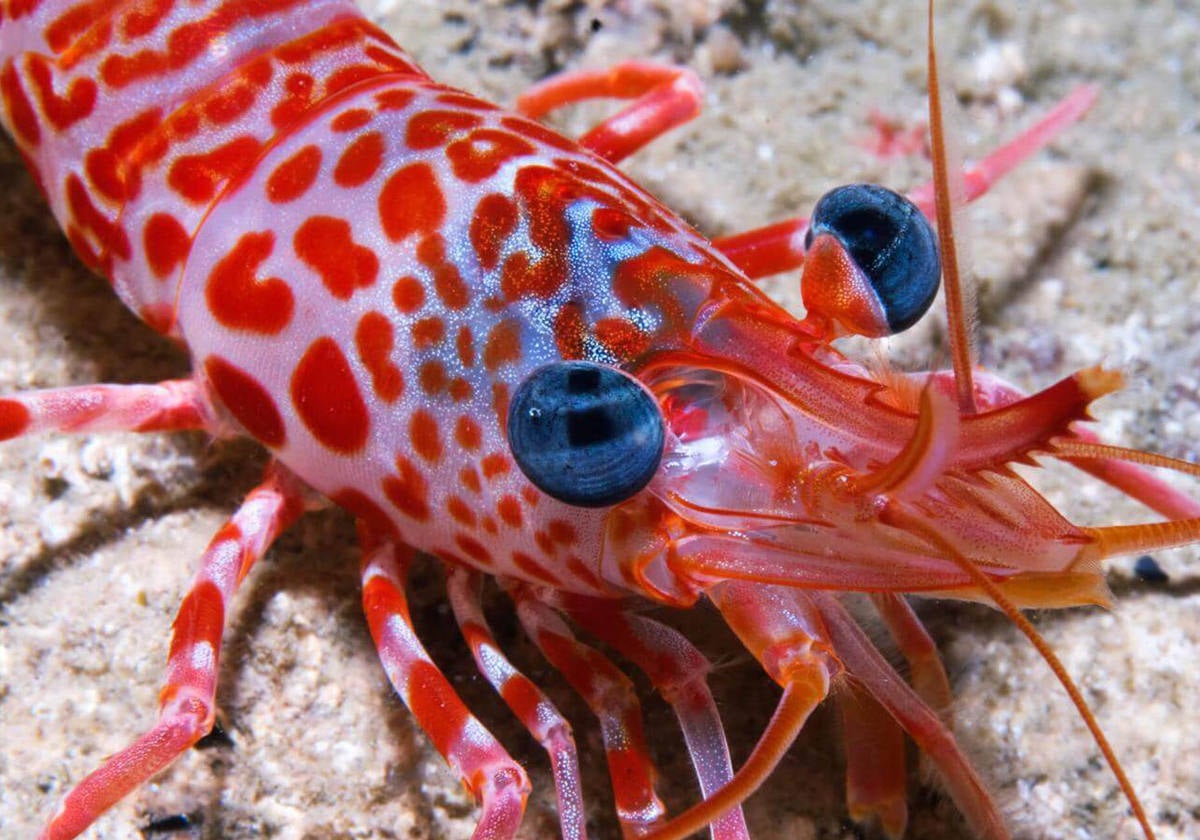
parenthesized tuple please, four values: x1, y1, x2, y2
(360, 539, 529, 840)
(445, 568, 588, 840)
(38, 462, 307, 840)
(838, 684, 909, 838)
(811, 592, 1010, 840)
(509, 585, 667, 836)
(564, 597, 750, 840)
(516, 62, 703, 164)
(870, 592, 953, 719)
(0, 379, 210, 441)
(712, 85, 1098, 280)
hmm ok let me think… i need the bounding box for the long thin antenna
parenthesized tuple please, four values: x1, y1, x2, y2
(926, 0, 977, 414)
(883, 502, 1158, 840)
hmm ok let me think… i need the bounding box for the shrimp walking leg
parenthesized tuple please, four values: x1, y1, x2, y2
(564, 597, 751, 840)
(811, 592, 1010, 840)
(511, 586, 667, 835)
(869, 593, 953, 719)
(38, 462, 307, 840)
(639, 582, 836, 840)
(0, 380, 210, 440)
(838, 684, 908, 839)
(445, 568, 588, 840)
(360, 541, 529, 840)
(517, 63, 704, 164)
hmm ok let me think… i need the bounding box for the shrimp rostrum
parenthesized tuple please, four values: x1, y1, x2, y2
(1, 1, 1197, 838)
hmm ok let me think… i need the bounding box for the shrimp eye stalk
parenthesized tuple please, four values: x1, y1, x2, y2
(508, 361, 666, 508)
(800, 184, 940, 338)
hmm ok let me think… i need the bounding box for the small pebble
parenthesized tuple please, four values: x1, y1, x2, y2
(1133, 555, 1169, 584)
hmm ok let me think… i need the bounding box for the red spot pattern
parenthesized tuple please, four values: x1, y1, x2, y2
(379, 162, 445, 241)
(405, 109, 482, 150)
(65, 174, 130, 267)
(454, 416, 481, 451)
(271, 72, 313, 127)
(331, 488, 400, 542)
(204, 355, 286, 447)
(455, 534, 493, 566)
(491, 382, 510, 429)
(411, 317, 445, 349)
(448, 378, 472, 402)
(459, 466, 482, 495)
(331, 108, 372, 132)
(45, 0, 108, 53)
(595, 317, 652, 360)
(592, 207, 639, 241)
(120, 0, 174, 40)
(566, 556, 605, 591)
(455, 325, 476, 367)
(354, 311, 403, 403)
(496, 496, 523, 529)
(27, 54, 96, 130)
(205, 232, 293, 335)
(203, 58, 272, 125)
(334, 131, 384, 187)
(105, 108, 164, 196)
(85, 148, 124, 202)
(143, 213, 191, 279)
(99, 0, 309, 88)
(383, 455, 430, 522)
(481, 453, 510, 481)
(1, 60, 40, 146)
(0, 398, 32, 441)
(409, 409, 442, 463)
(500, 114, 578, 152)
(547, 519, 578, 545)
(419, 360, 447, 395)
(392, 276, 425, 312)
(266, 145, 321, 203)
(375, 88, 416, 111)
(169, 135, 262, 204)
(512, 551, 562, 586)
(446, 495, 476, 527)
(407, 660, 469, 756)
(469, 193, 518, 272)
(416, 235, 469, 310)
(446, 128, 535, 183)
(293, 215, 378, 300)
(291, 337, 370, 454)
(483, 319, 521, 370)
(553, 303, 586, 360)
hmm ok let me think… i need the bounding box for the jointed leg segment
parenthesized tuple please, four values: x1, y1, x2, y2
(446, 568, 588, 840)
(38, 462, 307, 840)
(361, 539, 529, 840)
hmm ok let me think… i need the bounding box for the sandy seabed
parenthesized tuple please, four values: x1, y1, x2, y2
(2, 2, 1198, 838)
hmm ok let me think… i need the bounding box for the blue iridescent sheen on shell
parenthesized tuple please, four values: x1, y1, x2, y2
(507, 361, 665, 508)
(806, 184, 941, 333)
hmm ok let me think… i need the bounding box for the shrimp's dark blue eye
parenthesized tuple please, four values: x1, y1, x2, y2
(804, 184, 940, 335)
(508, 361, 665, 508)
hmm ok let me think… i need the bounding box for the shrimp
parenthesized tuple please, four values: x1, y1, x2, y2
(2, 1, 1200, 840)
